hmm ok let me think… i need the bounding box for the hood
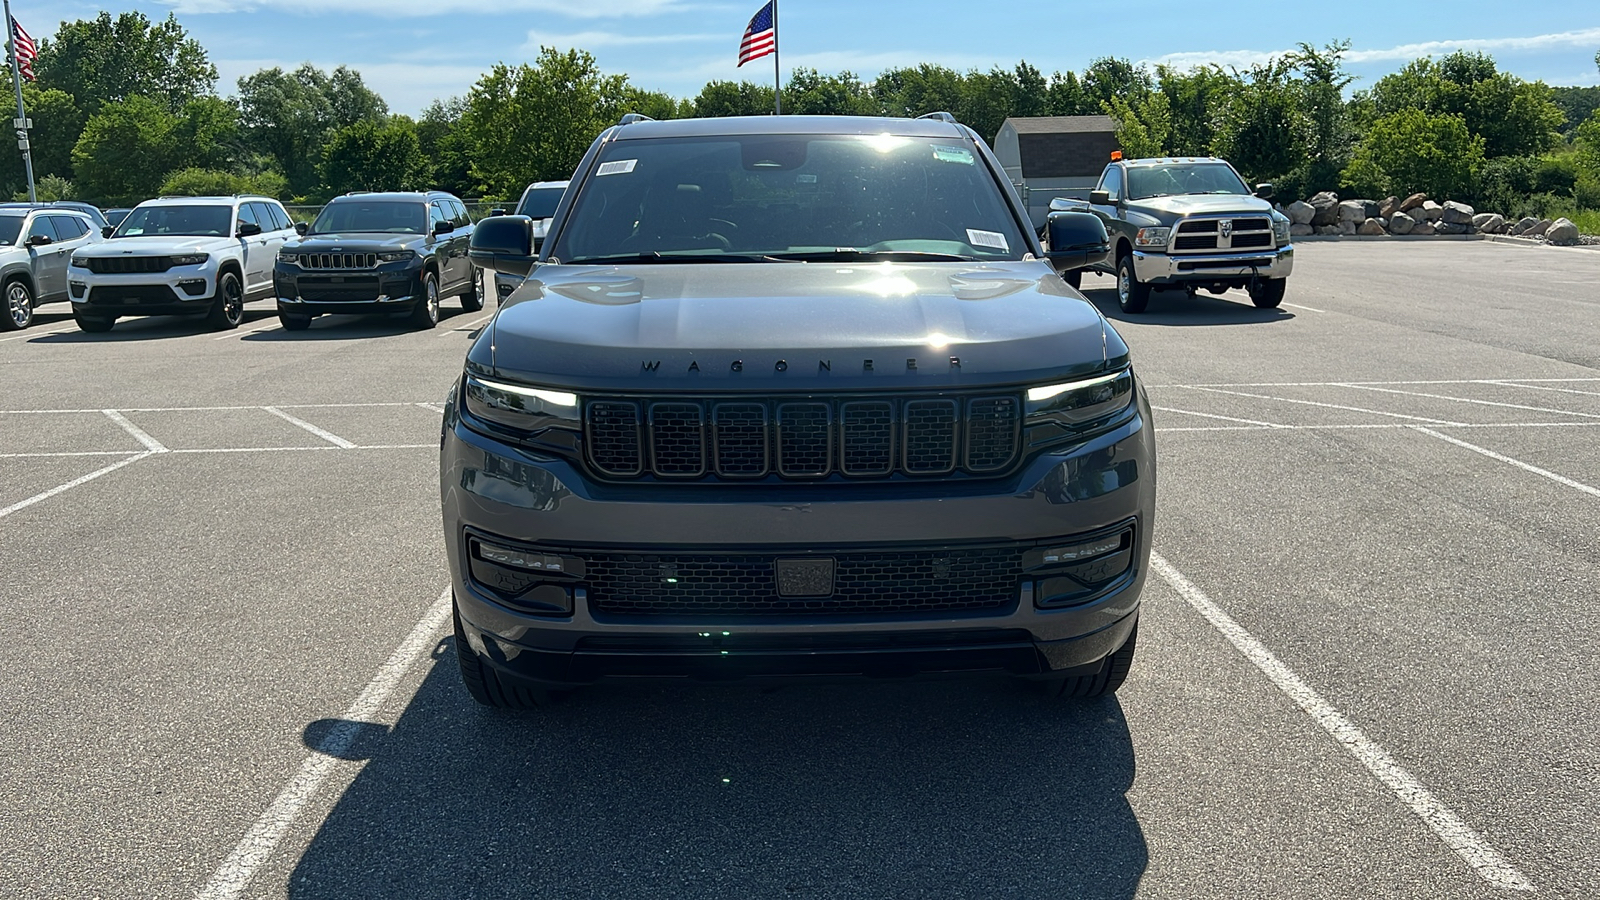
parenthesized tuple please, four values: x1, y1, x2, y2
(1130, 193, 1275, 218)
(78, 235, 231, 255)
(480, 261, 1113, 392)
(286, 232, 424, 250)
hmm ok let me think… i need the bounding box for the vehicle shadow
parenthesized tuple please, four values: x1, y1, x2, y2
(288, 642, 1147, 899)
(25, 307, 281, 342)
(1078, 279, 1295, 327)
(243, 307, 486, 342)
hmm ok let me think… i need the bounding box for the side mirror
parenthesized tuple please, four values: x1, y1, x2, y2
(1043, 211, 1111, 276)
(237, 221, 263, 237)
(102, 225, 115, 238)
(433, 220, 455, 236)
(27, 233, 52, 246)
(294, 222, 309, 236)
(1089, 190, 1112, 206)
(1254, 183, 1274, 199)
(489, 208, 508, 217)
(468, 215, 537, 279)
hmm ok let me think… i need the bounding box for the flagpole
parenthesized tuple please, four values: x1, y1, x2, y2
(2, 0, 34, 202)
(771, 0, 780, 115)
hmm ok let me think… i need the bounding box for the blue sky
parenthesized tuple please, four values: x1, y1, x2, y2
(15, 1, 1600, 117)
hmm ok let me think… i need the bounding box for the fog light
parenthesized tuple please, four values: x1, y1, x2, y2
(69, 282, 86, 298)
(467, 538, 575, 615)
(478, 541, 565, 573)
(178, 279, 207, 296)
(1033, 527, 1135, 609)
(1042, 535, 1125, 564)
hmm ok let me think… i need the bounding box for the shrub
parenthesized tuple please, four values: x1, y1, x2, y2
(1341, 108, 1484, 200)
(159, 167, 287, 198)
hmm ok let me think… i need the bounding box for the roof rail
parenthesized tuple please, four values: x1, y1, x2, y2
(618, 113, 655, 126)
(917, 111, 958, 124)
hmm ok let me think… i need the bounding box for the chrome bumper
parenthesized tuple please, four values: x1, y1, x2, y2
(1133, 245, 1293, 284)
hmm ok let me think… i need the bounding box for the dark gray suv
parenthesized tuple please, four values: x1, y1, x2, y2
(446, 113, 1156, 707)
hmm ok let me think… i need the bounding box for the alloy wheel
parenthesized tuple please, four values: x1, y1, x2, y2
(5, 281, 31, 329)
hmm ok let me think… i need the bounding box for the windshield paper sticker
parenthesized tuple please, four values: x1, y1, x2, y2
(932, 144, 975, 165)
(966, 229, 1009, 251)
(596, 159, 638, 176)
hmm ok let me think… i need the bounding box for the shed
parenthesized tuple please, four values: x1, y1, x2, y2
(993, 116, 1121, 228)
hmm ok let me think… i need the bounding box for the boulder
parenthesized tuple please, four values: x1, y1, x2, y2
(1546, 218, 1580, 245)
(1361, 200, 1382, 219)
(1472, 213, 1506, 234)
(1314, 224, 1341, 235)
(1309, 191, 1340, 226)
(1338, 219, 1358, 235)
(1388, 211, 1416, 234)
(1357, 219, 1386, 236)
(1285, 200, 1316, 225)
(1441, 200, 1475, 225)
(1528, 219, 1553, 237)
(1411, 221, 1437, 236)
(1379, 196, 1401, 218)
(1436, 221, 1469, 235)
(1420, 201, 1444, 221)
(1510, 216, 1537, 236)
(1399, 192, 1428, 212)
(1337, 200, 1366, 224)
(1289, 222, 1314, 236)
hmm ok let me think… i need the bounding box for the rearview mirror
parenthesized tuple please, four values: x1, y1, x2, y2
(1043, 211, 1111, 275)
(1089, 190, 1112, 206)
(469, 215, 537, 279)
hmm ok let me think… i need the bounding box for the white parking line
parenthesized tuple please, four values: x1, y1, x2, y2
(0, 402, 428, 415)
(212, 321, 281, 340)
(1150, 553, 1534, 892)
(261, 407, 357, 449)
(102, 410, 170, 453)
(1336, 383, 1600, 420)
(416, 402, 446, 414)
(0, 450, 146, 459)
(1484, 380, 1600, 399)
(1182, 386, 1468, 425)
(1152, 406, 1290, 428)
(195, 586, 454, 900)
(440, 312, 495, 337)
(1158, 421, 1600, 434)
(1412, 427, 1600, 499)
(1153, 377, 1600, 389)
(0, 452, 152, 520)
(1280, 301, 1326, 313)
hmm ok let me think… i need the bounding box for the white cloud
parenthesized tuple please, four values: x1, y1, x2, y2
(1143, 27, 1600, 73)
(167, 0, 726, 16)
(522, 30, 721, 51)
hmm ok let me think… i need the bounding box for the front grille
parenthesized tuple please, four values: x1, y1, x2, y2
(84, 256, 172, 274)
(86, 284, 179, 304)
(1170, 216, 1276, 254)
(298, 252, 378, 270)
(1231, 233, 1272, 248)
(295, 276, 381, 302)
(584, 394, 1021, 481)
(583, 546, 1026, 616)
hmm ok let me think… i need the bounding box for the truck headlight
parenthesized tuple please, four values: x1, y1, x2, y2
(1026, 368, 1135, 426)
(377, 250, 417, 263)
(1272, 216, 1291, 245)
(1133, 227, 1170, 249)
(170, 253, 209, 266)
(463, 375, 580, 437)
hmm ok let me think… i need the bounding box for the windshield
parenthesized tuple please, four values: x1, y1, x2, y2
(1126, 163, 1250, 200)
(517, 187, 565, 220)
(551, 134, 1028, 263)
(311, 200, 426, 235)
(115, 205, 233, 237)
(0, 216, 22, 246)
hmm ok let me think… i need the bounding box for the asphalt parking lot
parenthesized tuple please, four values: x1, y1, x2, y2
(2, 240, 1597, 899)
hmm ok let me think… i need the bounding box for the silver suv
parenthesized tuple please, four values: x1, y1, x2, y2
(67, 195, 296, 332)
(0, 207, 101, 330)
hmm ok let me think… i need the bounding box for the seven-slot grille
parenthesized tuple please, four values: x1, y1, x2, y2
(1172, 217, 1274, 252)
(585, 394, 1021, 481)
(297, 252, 379, 270)
(82, 256, 173, 274)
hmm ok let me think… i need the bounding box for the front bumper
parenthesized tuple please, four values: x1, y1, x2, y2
(441, 390, 1157, 686)
(274, 260, 424, 315)
(1133, 244, 1293, 284)
(67, 261, 218, 316)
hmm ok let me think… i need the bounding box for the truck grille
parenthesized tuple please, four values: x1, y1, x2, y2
(83, 256, 173, 274)
(583, 545, 1026, 616)
(1171, 217, 1275, 253)
(584, 394, 1021, 481)
(298, 252, 378, 270)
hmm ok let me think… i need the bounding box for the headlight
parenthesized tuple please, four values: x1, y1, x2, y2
(170, 253, 209, 266)
(1026, 368, 1135, 426)
(1272, 216, 1291, 244)
(277, 250, 298, 263)
(463, 374, 579, 439)
(1133, 227, 1170, 249)
(70, 254, 86, 268)
(377, 250, 417, 263)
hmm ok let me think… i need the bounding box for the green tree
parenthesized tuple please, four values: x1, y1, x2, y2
(957, 67, 1023, 144)
(321, 118, 427, 193)
(784, 69, 877, 116)
(1045, 70, 1087, 116)
(1156, 65, 1240, 156)
(1287, 40, 1355, 195)
(416, 98, 475, 196)
(626, 89, 689, 121)
(71, 96, 179, 204)
(172, 96, 241, 173)
(159, 167, 287, 199)
(691, 80, 777, 117)
(1, 86, 87, 194)
(1104, 92, 1172, 159)
(460, 49, 632, 198)
(235, 64, 389, 196)
(1212, 60, 1306, 188)
(13, 174, 76, 202)
(1366, 52, 1562, 158)
(873, 64, 965, 119)
(34, 11, 216, 114)
(1081, 58, 1153, 111)
(1341, 108, 1484, 199)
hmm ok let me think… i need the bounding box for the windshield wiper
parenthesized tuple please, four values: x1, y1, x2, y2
(765, 249, 979, 262)
(564, 251, 787, 265)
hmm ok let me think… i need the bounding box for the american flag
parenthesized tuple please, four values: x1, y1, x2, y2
(737, 1, 775, 67)
(10, 17, 35, 83)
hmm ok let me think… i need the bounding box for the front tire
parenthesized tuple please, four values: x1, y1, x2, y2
(1116, 254, 1151, 314)
(460, 267, 484, 312)
(279, 312, 312, 331)
(1047, 622, 1138, 699)
(2, 278, 34, 330)
(410, 271, 441, 329)
(1248, 278, 1287, 309)
(455, 601, 549, 709)
(75, 314, 115, 333)
(205, 270, 244, 330)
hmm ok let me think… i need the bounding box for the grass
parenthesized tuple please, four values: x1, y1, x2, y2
(1547, 207, 1600, 234)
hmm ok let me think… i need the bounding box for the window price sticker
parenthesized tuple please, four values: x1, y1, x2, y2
(932, 144, 975, 165)
(966, 229, 1009, 251)
(596, 159, 639, 176)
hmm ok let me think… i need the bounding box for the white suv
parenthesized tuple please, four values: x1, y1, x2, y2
(67, 195, 297, 332)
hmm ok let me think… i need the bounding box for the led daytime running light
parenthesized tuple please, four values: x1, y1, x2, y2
(1027, 370, 1125, 403)
(469, 376, 577, 409)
